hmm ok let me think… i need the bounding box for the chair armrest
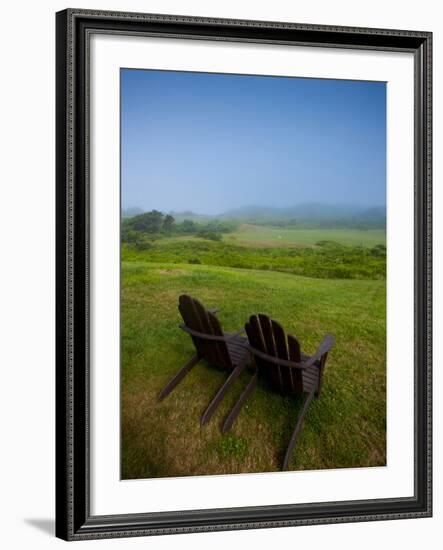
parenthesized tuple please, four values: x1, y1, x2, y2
(246, 346, 305, 370)
(301, 334, 335, 369)
(247, 334, 334, 371)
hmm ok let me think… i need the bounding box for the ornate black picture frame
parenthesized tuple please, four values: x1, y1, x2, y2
(55, 8, 432, 541)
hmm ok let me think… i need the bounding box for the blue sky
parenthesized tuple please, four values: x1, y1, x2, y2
(121, 69, 386, 215)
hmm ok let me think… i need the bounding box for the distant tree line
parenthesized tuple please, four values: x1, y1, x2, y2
(220, 204, 386, 230)
(122, 210, 236, 249)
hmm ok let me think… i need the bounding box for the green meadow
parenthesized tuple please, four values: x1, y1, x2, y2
(225, 223, 386, 248)
(121, 220, 386, 479)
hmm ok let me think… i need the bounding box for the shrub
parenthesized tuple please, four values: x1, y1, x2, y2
(371, 244, 387, 257)
(196, 231, 222, 241)
(121, 229, 153, 250)
(315, 240, 341, 248)
(134, 239, 152, 251)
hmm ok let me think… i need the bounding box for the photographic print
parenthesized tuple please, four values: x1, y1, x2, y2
(120, 68, 387, 480)
(56, 10, 432, 539)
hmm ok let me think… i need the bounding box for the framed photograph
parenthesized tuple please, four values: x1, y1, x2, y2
(55, 8, 432, 541)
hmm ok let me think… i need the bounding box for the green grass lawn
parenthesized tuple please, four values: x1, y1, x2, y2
(121, 261, 386, 479)
(225, 223, 386, 248)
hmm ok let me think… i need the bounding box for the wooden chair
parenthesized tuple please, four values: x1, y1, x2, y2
(223, 314, 335, 470)
(158, 295, 253, 426)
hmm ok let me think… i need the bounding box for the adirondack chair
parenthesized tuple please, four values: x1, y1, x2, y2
(157, 295, 253, 426)
(223, 314, 335, 470)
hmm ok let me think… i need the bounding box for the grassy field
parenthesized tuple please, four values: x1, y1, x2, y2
(122, 237, 386, 280)
(224, 224, 386, 248)
(121, 259, 386, 479)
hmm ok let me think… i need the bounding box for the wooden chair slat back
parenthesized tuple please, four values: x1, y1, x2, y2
(178, 295, 232, 369)
(258, 314, 283, 390)
(246, 314, 303, 394)
(287, 334, 304, 392)
(178, 294, 205, 357)
(191, 298, 219, 365)
(272, 319, 302, 393)
(246, 315, 280, 389)
(211, 313, 234, 368)
(193, 298, 232, 368)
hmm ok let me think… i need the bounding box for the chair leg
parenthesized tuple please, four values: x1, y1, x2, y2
(201, 361, 248, 426)
(157, 354, 200, 402)
(222, 372, 258, 433)
(282, 390, 315, 471)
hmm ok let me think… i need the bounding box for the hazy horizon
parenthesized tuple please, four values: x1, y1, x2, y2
(121, 69, 386, 214)
(123, 202, 386, 213)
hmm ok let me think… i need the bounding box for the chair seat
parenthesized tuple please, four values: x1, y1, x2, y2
(226, 334, 250, 368)
(302, 363, 320, 393)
